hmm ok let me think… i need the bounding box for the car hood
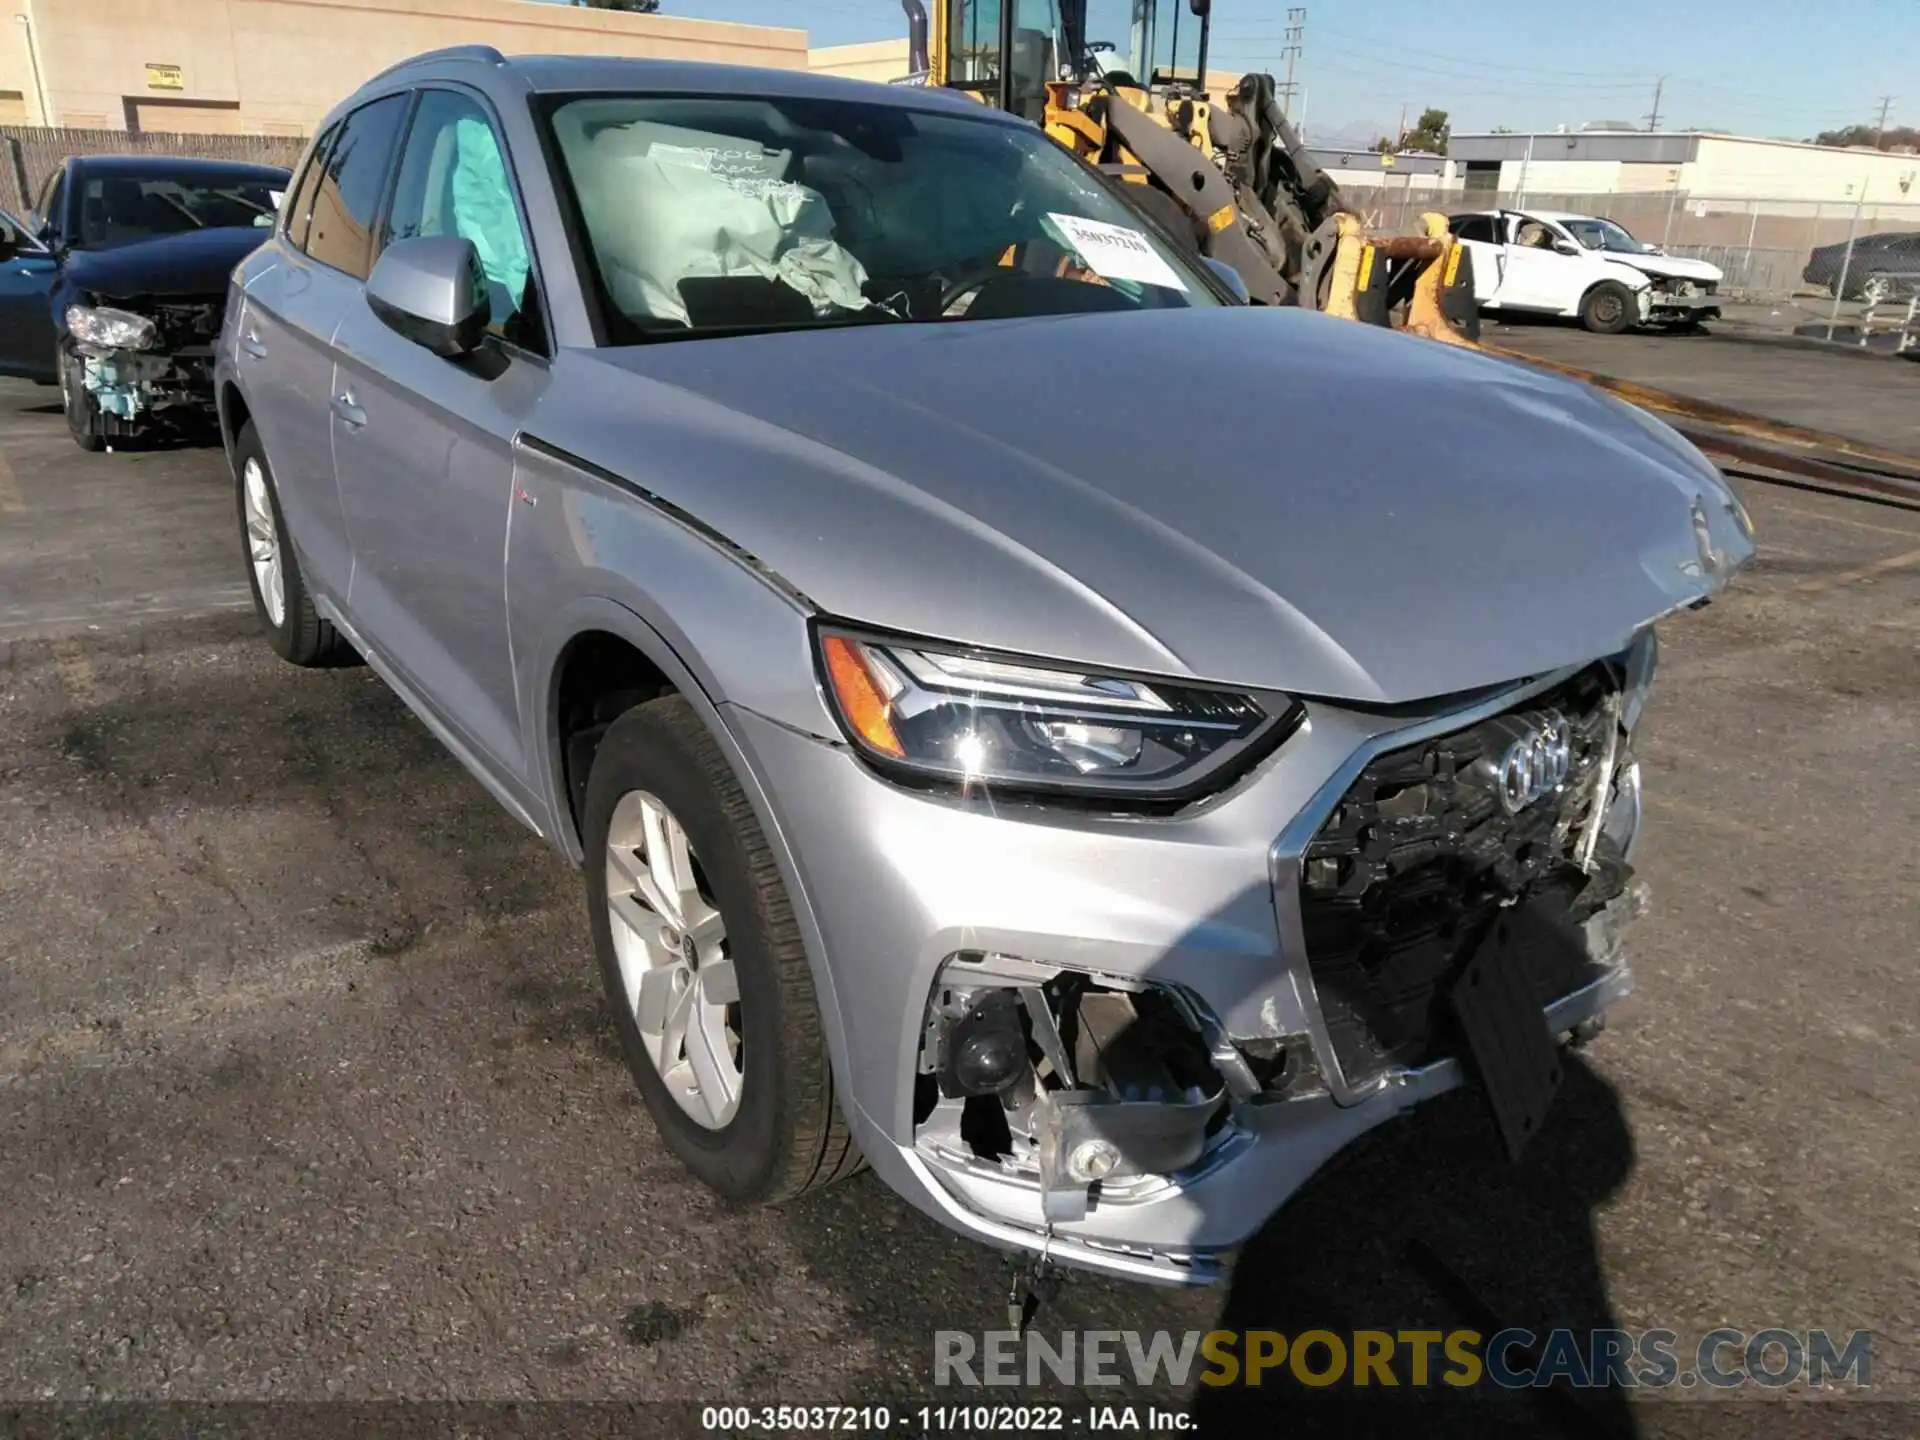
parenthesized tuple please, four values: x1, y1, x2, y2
(63, 225, 270, 300)
(550, 306, 1753, 705)
(1606, 251, 1724, 284)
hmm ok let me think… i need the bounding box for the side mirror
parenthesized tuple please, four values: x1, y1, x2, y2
(365, 235, 488, 358)
(1201, 255, 1250, 303)
(1552, 239, 1579, 255)
(1189, 0, 1210, 14)
(0, 229, 17, 264)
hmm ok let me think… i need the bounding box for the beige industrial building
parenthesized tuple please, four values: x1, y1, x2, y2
(0, 0, 806, 134)
(807, 38, 914, 87)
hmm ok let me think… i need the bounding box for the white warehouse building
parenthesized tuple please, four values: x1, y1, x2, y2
(1450, 130, 1920, 206)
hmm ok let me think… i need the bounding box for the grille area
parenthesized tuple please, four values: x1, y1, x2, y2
(144, 298, 225, 351)
(1298, 666, 1631, 1087)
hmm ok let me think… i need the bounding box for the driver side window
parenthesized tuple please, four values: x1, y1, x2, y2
(384, 89, 538, 348)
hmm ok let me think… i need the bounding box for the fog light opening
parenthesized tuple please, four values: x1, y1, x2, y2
(914, 955, 1240, 1208)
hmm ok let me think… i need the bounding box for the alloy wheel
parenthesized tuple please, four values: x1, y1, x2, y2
(241, 457, 285, 627)
(605, 790, 743, 1130)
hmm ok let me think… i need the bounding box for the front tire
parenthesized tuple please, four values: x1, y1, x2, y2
(232, 420, 351, 667)
(584, 695, 861, 1204)
(1579, 281, 1636, 334)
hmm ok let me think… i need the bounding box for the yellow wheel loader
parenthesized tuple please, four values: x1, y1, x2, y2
(897, 0, 1482, 345)
(892, 1, 1920, 505)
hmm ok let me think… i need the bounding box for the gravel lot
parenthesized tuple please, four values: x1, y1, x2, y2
(1, 345, 1915, 1437)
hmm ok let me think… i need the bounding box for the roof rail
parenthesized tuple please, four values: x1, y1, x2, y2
(367, 44, 507, 83)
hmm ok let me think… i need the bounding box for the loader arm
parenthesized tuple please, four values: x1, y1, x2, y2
(904, 0, 1479, 341)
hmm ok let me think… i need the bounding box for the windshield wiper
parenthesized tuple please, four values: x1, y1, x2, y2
(152, 192, 206, 229)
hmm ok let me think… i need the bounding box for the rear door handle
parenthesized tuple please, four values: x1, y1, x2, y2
(241, 328, 267, 359)
(330, 390, 366, 429)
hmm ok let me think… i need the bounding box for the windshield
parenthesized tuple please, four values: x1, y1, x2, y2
(73, 173, 282, 250)
(545, 93, 1218, 342)
(1561, 217, 1647, 255)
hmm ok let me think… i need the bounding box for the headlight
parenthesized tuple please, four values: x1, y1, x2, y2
(815, 627, 1297, 802)
(66, 305, 158, 351)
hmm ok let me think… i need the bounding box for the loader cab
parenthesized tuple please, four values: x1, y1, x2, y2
(939, 1, 1057, 120)
(934, 0, 1210, 119)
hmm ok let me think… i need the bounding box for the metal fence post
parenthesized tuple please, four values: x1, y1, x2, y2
(1829, 175, 1868, 327)
(1807, 201, 1823, 302)
(1662, 188, 1682, 248)
(1, 136, 26, 214)
(1741, 199, 1759, 294)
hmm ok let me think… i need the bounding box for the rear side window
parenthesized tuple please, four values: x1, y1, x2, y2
(1450, 215, 1496, 243)
(286, 124, 338, 251)
(306, 93, 410, 280)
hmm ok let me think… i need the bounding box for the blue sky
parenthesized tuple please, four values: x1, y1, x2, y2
(638, 0, 1911, 142)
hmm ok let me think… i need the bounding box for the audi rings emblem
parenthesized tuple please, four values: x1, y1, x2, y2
(1496, 715, 1572, 814)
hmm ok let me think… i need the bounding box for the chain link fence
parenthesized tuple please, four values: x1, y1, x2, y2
(0, 127, 309, 215)
(1331, 184, 1920, 302)
(2, 127, 1915, 306)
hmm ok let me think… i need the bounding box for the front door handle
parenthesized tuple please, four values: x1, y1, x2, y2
(330, 390, 366, 429)
(241, 328, 267, 359)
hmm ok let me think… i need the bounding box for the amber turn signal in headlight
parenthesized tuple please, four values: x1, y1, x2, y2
(814, 627, 1295, 804)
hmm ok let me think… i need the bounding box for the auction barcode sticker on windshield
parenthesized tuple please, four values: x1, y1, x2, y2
(1046, 213, 1188, 291)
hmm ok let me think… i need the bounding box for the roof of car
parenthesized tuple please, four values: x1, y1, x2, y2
(380, 49, 1010, 120)
(68, 154, 292, 181)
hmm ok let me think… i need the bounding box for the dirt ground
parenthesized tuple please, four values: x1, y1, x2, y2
(0, 342, 1915, 1437)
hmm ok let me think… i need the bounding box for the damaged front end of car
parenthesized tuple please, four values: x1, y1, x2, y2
(1644, 274, 1722, 325)
(65, 295, 225, 436)
(901, 641, 1661, 1285)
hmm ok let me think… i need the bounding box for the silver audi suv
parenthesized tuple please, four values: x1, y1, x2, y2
(216, 47, 1753, 1284)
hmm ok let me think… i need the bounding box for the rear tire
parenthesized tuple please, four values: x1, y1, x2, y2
(584, 695, 861, 1204)
(232, 420, 353, 667)
(59, 347, 105, 452)
(1579, 281, 1636, 334)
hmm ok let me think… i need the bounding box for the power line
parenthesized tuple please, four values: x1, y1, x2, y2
(1221, 45, 1871, 123)
(1216, 23, 1873, 116)
(1209, 22, 1642, 80)
(1241, 46, 1654, 94)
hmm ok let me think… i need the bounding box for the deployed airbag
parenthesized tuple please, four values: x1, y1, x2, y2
(557, 117, 871, 328)
(447, 116, 531, 322)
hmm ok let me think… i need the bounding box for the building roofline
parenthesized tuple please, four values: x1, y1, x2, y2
(1452, 129, 1912, 157)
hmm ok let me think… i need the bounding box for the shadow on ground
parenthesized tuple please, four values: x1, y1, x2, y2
(1195, 1055, 1636, 1437)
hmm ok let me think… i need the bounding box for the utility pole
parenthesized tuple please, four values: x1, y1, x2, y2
(1873, 95, 1895, 147)
(1645, 75, 1665, 131)
(1396, 100, 1408, 150)
(1277, 9, 1306, 120)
